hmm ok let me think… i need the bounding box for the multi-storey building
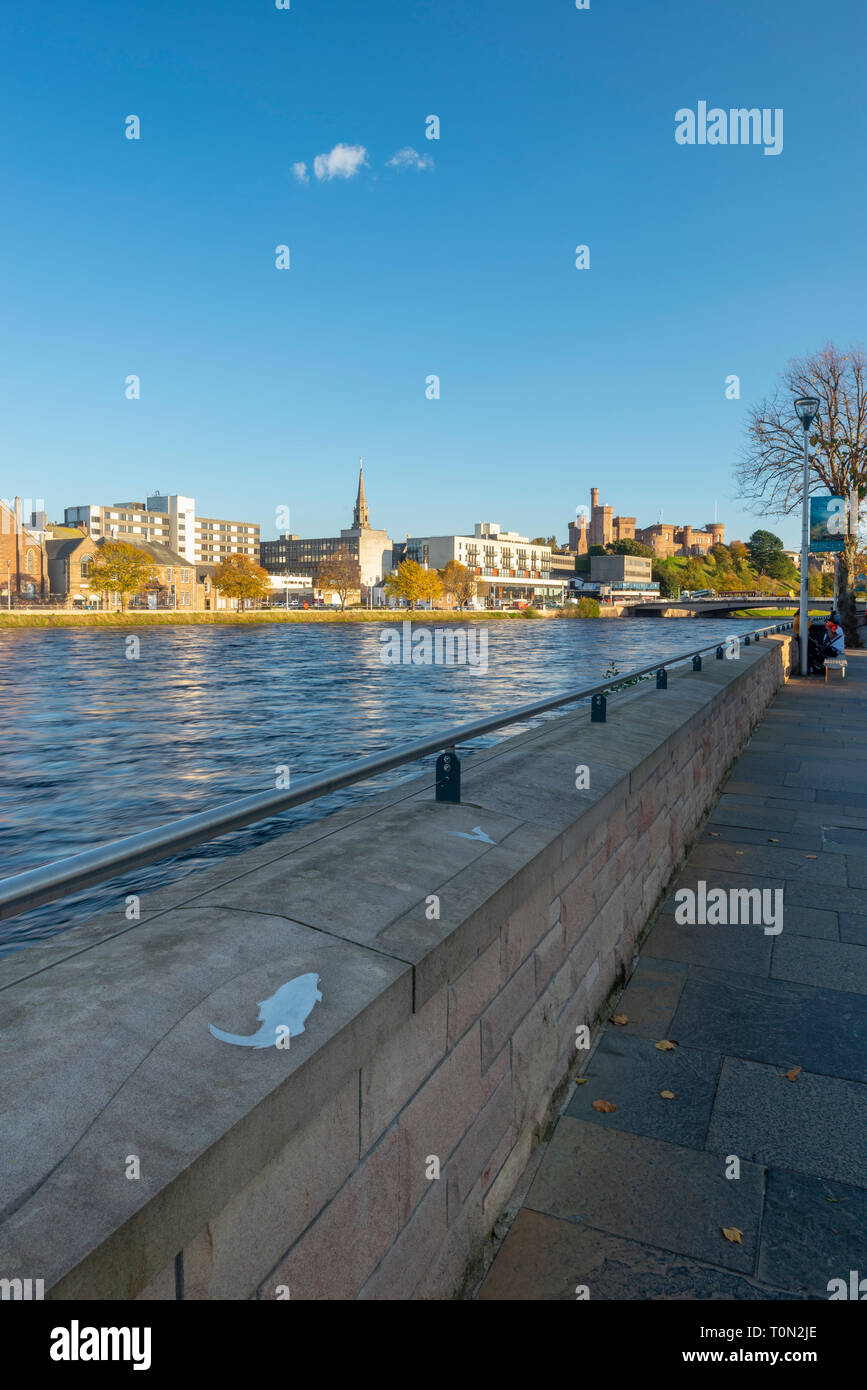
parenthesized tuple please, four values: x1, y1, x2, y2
(63, 502, 173, 546)
(259, 464, 392, 601)
(64, 494, 259, 566)
(397, 521, 565, 606)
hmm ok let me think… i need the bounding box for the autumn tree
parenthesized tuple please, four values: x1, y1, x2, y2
(417, 566, 443, 609)
(735, 343, 867, 645)
(385, 558, 428, 610)
(439, 559, 478, 610)
(316, 549, 360, 610)
(89, 541, 159, 610)
(214, 554, 272, 611)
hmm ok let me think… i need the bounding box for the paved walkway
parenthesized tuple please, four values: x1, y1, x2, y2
(478, 648, 867, 1300)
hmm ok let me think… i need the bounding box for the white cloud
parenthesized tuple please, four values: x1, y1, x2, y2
(386, 146, 434, 171)
(290, 162, 309, 184)
(312, 143, 369, 181)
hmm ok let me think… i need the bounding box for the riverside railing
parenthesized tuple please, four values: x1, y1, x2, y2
(0, 622, 793, 921)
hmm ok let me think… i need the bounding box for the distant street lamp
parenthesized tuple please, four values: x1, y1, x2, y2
(795, 396, 820, 676)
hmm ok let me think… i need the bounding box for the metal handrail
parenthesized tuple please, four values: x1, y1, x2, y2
(0, 622, 792, 920)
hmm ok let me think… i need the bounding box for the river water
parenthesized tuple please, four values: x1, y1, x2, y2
(0, 617, 766, 955)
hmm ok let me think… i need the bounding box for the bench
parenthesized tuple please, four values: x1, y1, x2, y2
(825, 658, 847, 682)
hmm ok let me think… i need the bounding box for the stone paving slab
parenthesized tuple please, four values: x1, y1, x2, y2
(723, 780, 816, 802)
(669, 967, 867, 1083)
(734, 753, 801, 779)
(844, 856, 867, 889)
(643, 919, 773, 977)
(563, 1034, 720, 1149)
(702, 821, 822, 852)
(605, 958, 688, 1039)
(839, 912, 867, 946)
(757, 1167, 867, 1298)
(816, 788, 867, 808)
(705, 1057, 867, 1186)
(771, 933, 867, 994)
(687, 839, 848, 886)
(523, 1118, 764, 1274)
(767, 905, 839, 941)
(477, 1210, 805, 1301)
(784, 880, 867, 915)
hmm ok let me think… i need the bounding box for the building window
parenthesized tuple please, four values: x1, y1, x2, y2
(80, 556, 91, 577)
(26, 550, 35, 573)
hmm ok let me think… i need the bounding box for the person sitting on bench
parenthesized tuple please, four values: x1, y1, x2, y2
(825, 612, 845, 657)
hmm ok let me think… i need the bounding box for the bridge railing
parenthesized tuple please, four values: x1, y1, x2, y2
(0, 621, 793, 922)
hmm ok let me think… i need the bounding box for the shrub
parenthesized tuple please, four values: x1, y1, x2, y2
(576, 596, 600, 617)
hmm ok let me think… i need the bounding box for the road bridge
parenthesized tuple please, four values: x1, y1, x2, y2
(635, 596, 838, 617)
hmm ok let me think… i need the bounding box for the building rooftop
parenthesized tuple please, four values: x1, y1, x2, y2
(45, 537, 91, 560)
(98, 535, 188, 567)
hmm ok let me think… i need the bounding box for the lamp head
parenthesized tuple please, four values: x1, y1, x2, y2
(794, 396, 820, 430)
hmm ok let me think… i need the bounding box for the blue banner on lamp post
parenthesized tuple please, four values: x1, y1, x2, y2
(809, 495, 846, 552)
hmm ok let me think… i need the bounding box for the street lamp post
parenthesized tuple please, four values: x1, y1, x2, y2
(795, 396, 820, 676)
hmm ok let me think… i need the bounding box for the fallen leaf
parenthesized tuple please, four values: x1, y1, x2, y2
(736, 850, 744, 855)
(659, 1090, 675, 1100)
(722, 1227, 743, 1245)
(592, 1099, 617, 1114)
(709, 832, 720, 837)
(574, 1078, 589, 1086)
(786, 1066, 802, 1082)
(611, 1014, 629, 1026)
(769, 838, 780, 843)
(805, 854, 817, 859)
(655, 1039, 678, 1051)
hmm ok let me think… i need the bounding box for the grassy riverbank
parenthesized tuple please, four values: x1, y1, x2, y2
(729, 608, 821, 619)
(0, 608, 559, 629)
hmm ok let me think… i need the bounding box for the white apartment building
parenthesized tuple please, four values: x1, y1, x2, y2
(64, 494, 259, 565)
(401, 522, 566, 605)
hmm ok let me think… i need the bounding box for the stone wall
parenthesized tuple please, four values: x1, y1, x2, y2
(0, 635, 793, 1301)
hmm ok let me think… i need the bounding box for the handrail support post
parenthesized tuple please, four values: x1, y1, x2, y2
(435, 746, 461, 803)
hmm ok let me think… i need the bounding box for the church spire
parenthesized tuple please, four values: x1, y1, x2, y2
(353, 457, 370, 530)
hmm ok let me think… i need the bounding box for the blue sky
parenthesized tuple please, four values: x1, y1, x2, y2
(1, 0, 865, 549)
